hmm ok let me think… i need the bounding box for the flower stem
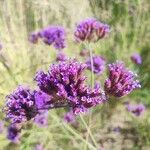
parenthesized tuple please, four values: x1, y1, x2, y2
(88, 43, 94, 88)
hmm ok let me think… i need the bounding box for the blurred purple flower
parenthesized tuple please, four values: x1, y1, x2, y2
(64, 111, 76, 123)
(56, 52, 67, 62)
(104, 61, 141, 97)
(34, 90, 53, 110)
(113, 126, 121, 133)
(126, 103, 145, 116)
(5, 86, 38, 124)
(38, 26, 66, 50)
(34, 111, 48, 127)
(131, 53, 142, 65)
(74, 18, 110, 42)
(86, 56, 105, 74)
(0, 121, 4, 133)
(34, 144, 44, 150)
(7, 124, 20, 143)
(0, 43, 2, 50)
(29, 32, 39, 44)
(35, 60, 106, 114)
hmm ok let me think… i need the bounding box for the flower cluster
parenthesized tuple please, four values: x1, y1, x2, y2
(86, 56, 105, 74)
(131, 53, 142, 65)
(104, 61, 141, 97)
(5, 86, 38, 124)
(74, 18, 110, 42)
(125, 103, 145, 116)
(38, 26, 66, 50)
(35, 60, 106, 114)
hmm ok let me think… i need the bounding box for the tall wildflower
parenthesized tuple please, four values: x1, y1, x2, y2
(104, 61, 141, 97)
(35, 60, 106, 114)
(74, 18, 110, 42)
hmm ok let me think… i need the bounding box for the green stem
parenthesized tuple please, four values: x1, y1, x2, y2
(88, 43, 94, 88)
(80, 115, 98, 148)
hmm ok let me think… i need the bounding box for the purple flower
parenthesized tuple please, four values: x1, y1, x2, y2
(38, 26, 66, 50)
(34, 91, 53, 110)
(64, 111, 76, 123)
(35, 60, 106, 114)
(5, 86, 38, 124)
(104, 61, 141, 97)
(0, 43, 2, 50)
(74, 18, 110, 42)
(86, 56, 105, 74)
(29, 32, 39, 44)
(56, 52, 67, 62)
(7, 124, 20, 143)
(0, 121, 4, 133)
(34, 144, 44, 150)
(34, 111, 48, 127)
(131, 53, 142, 65)
(126, 103, 145, 116)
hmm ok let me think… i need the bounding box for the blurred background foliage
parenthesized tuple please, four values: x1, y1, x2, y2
(0, 0, 150, 149)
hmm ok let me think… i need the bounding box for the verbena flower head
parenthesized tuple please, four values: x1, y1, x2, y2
(29, 32, 39, 44)
(5, 86, 38, 124)
(126, 103, 145, 116)
(64, 111, 76, 123)
(7, 124, 20, 143)
(131, 53, 142, 65)
(74, 18, 110, 42)
(104, 61, 141, 97)
(35, 60, 106, 114)
(56, 52, 67, 62)
(86, 56, 105, 74)
(34, 111, 48, 127)
(38, 26, 66, 50)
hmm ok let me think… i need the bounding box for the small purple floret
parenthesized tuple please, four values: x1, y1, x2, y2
(86, 56, 105, 74)
(56, 52, 67, 62)
(126, 103, 145, 116)
(7, 124, 20, 143)
(29, 32, 39, 44)
(34, 144, 44, 150)
(74, 18, 110, 42)
(34, 111, 48, 127)
(104, 61, 141, 97)
(131, 53, 142, 65)
(64, 111, 76, 123)
(0, 121, 4, 133)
